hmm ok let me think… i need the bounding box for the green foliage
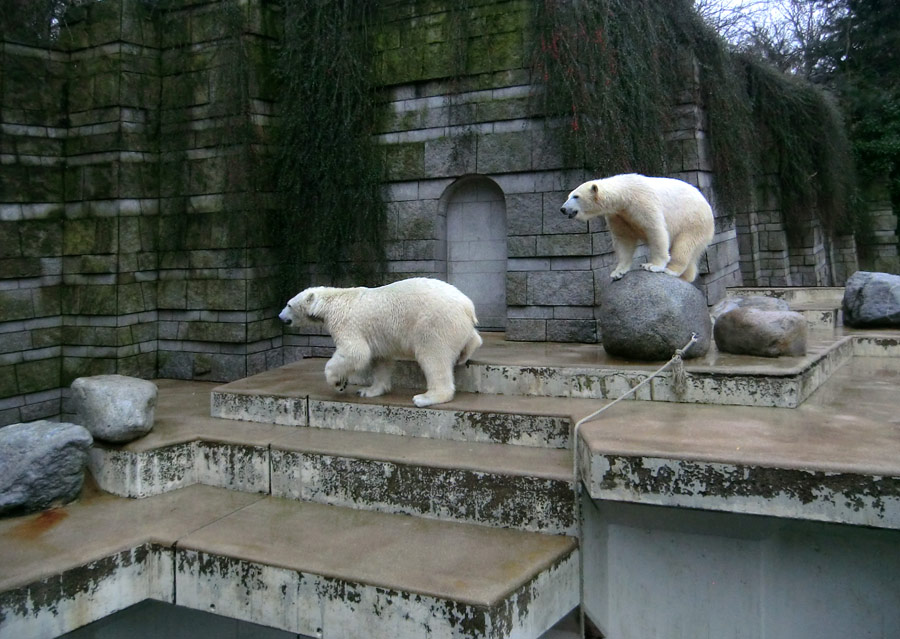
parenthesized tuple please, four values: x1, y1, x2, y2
(673, 10, 757, 217)
(532, 0, 682, 176)
(0, 0, 66, 44)
(744, 55, 855, 235)
(274, 0, 387, 288)
(823, 0, 900, 207)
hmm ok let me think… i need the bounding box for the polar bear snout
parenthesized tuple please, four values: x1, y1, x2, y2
(560, 196, 582, 219)
(278, 306, 292, 325)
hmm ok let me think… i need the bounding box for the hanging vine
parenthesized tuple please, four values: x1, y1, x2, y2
(532, 0, 680, 176)
(531, 0, 856, 236)
(274, 0, 387, 289)
(743, 55, 855, 237)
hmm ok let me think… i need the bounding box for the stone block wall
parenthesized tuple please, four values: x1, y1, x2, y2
(368, 1, 743, 344)
(60, 0, 161, 392)
(1, 36, 69, 424)
(859, 182, 900, 273)
(152, 0, 282, 382)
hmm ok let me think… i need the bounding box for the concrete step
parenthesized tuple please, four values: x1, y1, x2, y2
(212, 333, 859, 415)
(177, 496, 579, 639)
(577, 356, 900, 530)
(791, 304, 842, 330)
(726, 286, 845, 306)
(211, 358, 584, 447)
(0, 484, 579, 639)
(394, 334, 859, 408)
(89, 380, 577, 534)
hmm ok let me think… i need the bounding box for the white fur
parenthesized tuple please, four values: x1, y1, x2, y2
(560, 173, 715, 282)
(278, 278, 482, 407)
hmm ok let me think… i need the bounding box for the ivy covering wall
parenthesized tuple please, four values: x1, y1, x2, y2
(532, 0, 857, 236)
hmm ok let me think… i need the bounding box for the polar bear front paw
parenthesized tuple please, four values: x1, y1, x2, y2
(358, 385, 388, 398)
(610, 268, 628, 280)
(640, 262, 668, 273)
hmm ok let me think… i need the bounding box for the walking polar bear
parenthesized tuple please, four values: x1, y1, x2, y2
(278, 278, 482, 407)
(560, 173, 715, 282)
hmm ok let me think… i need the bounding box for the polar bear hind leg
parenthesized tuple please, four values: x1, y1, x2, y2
(358, 359, 394, 398)
(413, 349, 457, 407)
(666, 231, 707, 282)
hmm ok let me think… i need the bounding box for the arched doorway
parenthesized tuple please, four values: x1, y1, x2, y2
(442, 176, 508, 330)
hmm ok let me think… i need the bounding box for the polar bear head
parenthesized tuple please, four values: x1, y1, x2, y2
(559, 181, 604, 221)
(278, 287, 328, 325)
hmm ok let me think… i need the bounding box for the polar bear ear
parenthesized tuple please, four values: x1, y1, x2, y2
(590, 183, 600, 202)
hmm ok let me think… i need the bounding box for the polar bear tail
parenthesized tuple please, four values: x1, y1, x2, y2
(457, 330, 483, 366)
(467, 304, 479, 327)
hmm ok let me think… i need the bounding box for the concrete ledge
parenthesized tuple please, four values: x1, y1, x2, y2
(174, 497, 580, 639)
(1, 488, 578, 639)
(584, 453, 899, 529)
(309, 398, 572, 448)
(0, 544, 173, 639)
(270, 448, 575, 535)
(726, 286, 845, 306)
(579, 356, 900, 529)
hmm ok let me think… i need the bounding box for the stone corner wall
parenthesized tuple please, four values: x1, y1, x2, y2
(0, 0, 284, 427)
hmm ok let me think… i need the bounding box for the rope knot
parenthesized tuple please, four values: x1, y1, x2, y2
(671, 332, 698, 398)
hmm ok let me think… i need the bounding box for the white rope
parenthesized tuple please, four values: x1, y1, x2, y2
(572, 332, 698, 638)
(574, 332, 699, 432)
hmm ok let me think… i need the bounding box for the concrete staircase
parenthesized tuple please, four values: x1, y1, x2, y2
(4, 367, 591, 638)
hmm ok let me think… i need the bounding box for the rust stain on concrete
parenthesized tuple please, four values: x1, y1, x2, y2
(8, 508, 69, 540)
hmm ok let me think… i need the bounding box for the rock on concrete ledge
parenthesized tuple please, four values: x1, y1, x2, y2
(0, 420, 93, 516)
(71, 375, 158, 443)
(843, 270, 900, 327)
(714, 307, 808, 357)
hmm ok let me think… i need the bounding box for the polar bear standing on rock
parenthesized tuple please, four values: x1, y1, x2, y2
(278, 278, 482, 407)
(560, 173, 715, 282)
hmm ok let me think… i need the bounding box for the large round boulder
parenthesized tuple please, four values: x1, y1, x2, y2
(842, 271, 900, 327)
(0, 420, 93, 516)
(599, 270, 711, 361)
(71, 375, 158, 443)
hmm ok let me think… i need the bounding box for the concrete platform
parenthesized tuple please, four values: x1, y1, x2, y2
(216, 330, 899, 420)
(0, 485, 578, 639)
(579, 355, 900, 528)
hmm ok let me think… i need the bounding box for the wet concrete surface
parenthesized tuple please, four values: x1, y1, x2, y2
(578, 354, 900, 477)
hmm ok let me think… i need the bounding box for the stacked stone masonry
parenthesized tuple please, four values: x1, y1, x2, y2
(1, 0, 894, 426)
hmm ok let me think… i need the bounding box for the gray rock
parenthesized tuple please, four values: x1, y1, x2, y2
(711, 295, 790, 323)
(71, 375, 158, 443)
(599, 270, 711, 361)
(842, 271, 900, 327)
(714, 307, 808, 357)
(0, 420, 93, 516)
